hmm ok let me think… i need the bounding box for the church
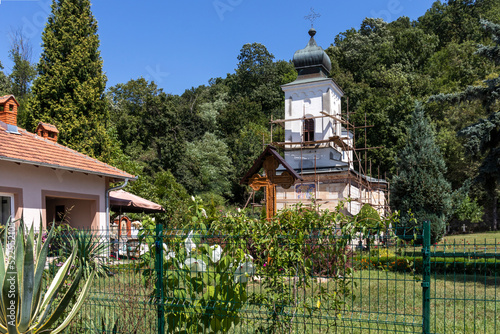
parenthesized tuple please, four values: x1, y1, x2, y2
(273, 28, 387, 216)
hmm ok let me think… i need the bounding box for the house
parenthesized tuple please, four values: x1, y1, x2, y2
(273, 29, 388, 215)
(0, 95, 136, 230)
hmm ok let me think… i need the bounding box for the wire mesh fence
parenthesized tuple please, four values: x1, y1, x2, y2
(39, 222, 499, 333)
(428, 237, 499, 334)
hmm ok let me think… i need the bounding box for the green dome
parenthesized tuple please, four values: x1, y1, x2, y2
(292, 28, 331, 77)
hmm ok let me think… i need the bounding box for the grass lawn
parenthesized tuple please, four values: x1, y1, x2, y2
(440, 231, 500, 245)
(67, 268, 159, 333)
(344, 270, 498, 334)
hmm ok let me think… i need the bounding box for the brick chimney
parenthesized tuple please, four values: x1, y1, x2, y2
(36, 122, 59, 143)
(0, 95, 20, 126)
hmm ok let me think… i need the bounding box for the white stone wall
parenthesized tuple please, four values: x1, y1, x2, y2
(276, 179, 386, 217)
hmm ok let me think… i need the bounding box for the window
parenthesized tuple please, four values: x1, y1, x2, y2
(9, 104, 13, 111)
(303, 118, 315, 142)
(55, 205, 65, 222)
(0, 194, 14, 226)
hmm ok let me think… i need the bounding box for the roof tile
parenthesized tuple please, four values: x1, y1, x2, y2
(0, 95, 19, 105)
(0, 125, 135, 179)
(37, 122, 59, 133)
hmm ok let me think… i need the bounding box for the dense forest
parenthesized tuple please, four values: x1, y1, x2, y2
(1, 0, 499, 230)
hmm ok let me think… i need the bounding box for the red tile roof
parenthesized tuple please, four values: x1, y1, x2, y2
(0, 122, 135, 180)
(0, 95, 19, 105)
(37, 122, 59, 133)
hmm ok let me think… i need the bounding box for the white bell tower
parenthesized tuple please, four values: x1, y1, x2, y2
(280, 28, 353, 172)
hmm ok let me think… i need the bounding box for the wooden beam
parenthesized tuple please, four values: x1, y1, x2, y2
(276, 199, 324, 204)
(272, 139, 334, 146)
(354, 146, 384, 151)
(352, 125, 375, 129)
(319, 112, 353, 127)
(270, 114, 328, 124)
(331, 136, 355, 151)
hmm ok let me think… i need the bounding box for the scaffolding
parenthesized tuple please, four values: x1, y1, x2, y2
(268, 97, 390, 216)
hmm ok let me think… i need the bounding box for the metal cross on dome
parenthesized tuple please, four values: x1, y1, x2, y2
(304, 7, 321, 27)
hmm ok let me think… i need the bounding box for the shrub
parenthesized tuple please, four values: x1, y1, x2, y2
(354, 254, 500, 276)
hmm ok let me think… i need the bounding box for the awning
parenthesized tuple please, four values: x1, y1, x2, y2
(109, 190, 165, 213)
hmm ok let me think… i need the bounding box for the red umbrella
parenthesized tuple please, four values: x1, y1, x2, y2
(109, 190, 165, 213)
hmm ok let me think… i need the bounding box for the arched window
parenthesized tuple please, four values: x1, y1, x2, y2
(303, 118, 315, 142)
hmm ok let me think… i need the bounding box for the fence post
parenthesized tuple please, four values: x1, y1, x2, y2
(155, 223, 165, 334)
(422, 220, 431, 334)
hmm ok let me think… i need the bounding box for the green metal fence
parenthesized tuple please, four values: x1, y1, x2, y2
(45, 221, 499, 333)
(427, 229, 499, 333)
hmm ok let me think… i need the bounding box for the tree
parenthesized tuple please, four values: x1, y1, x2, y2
(108, 78, 185, 174)
(391, 103, 453, 243)
(429, 19, 500, 230)
(234, 43, 275, 97)
(8, 29, 37, 128)
(180, 132, 233, 197)
(356, 203, 381, 227)
(210, 44, 295, 203)
(327, 17, 438, 175)
(230, 43, 294, 118)
(26, 0, 110, 159)
(418, 0, 500, 48)
(126, 170, 190, 228)
(0, 61, 10, 96)
(8, 29, 36, 100)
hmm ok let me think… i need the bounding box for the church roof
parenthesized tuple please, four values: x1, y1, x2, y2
(292, 28, 332, 78)
(281, 76, 345, 96)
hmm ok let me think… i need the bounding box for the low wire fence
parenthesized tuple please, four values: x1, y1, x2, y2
(42, 222, 498, 333)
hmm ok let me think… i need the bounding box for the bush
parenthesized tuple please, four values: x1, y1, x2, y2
(354, 254, 500, 276)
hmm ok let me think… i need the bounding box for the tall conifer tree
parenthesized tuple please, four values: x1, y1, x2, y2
(27, 0, 109, 159)
(391, 103, 453, 243)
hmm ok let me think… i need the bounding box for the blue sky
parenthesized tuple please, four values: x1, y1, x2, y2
(0, 0, 435, 95)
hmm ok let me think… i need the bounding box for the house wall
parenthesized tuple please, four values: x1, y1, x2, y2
(276, 172, 387, 216)
(45, 196, 97, 229)
(0, 160, 107, 230)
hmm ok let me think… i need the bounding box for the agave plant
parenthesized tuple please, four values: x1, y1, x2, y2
(0, 218, 95, 333)
(62, 230, 111, 277)
(86, 313, 119, 334)
(97, 317, 118, 334)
